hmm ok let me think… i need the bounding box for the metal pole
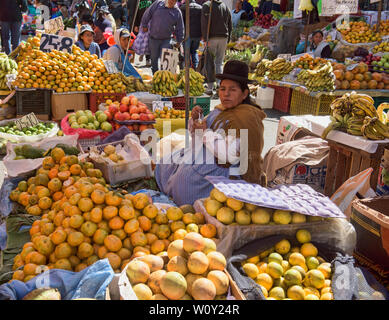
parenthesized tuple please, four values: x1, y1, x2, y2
(122, 0, 140, 73)
(185, 0, 191, 148)
(376, 0, 382, 33)
(304, 11, 311, 53)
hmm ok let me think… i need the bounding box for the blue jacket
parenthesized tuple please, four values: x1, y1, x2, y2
(75, 40, 102, 58)
(140, 0, 184, 42)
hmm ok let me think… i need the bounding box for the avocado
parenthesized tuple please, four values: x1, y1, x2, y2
(21, 144, 45, 159)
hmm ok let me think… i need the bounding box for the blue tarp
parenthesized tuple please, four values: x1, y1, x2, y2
(131, 189, 176, 206)
(0, 259, 114, 300)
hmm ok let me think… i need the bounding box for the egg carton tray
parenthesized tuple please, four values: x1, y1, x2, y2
(205, 176, 345, 219)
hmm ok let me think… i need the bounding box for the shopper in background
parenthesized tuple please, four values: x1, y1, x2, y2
(241, 0, 253, 20)
(132, 0, 153, 66)
(75, 24, 102, 57)
(57, 1, 70, 18)
(140, 0, 184, 74)
(180, 0, 202, 69)
(94, 6, 114, 53)
(201, 0, 232, 96)
(109, 0, 126, 27)
(231, 0, 247, 27)
(0, 0, 28, 55)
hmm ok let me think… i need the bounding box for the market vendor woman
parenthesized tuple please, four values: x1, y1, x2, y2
(75, 24, 102, 58)
(309, 30, 331, 58)
(154, 60, 267, 206)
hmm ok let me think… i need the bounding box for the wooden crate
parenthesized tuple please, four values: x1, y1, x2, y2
(324, 140, 389, 196)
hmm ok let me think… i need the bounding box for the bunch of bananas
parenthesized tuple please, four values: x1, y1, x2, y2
(150, 70, 178, 97)
(265, 58, 294, 81)
(255, 59, 270, 77)
(0, 53, 18, 89)
(322, 92, 389, 140)
(118, 73, 151, 93)
(177, 68, 205, 96)
(297, 62, 335, 92)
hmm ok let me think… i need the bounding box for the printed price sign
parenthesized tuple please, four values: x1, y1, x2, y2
(40, 33, 74, 53)
(320, 0, 358, 16)
(277, 54, 291, 61)
(161, 49, 179, 74)
(15, 113, 40, 130)
(44, 16, 64, 34)
(370, 0, 381, 3)
(103, 60, 119, 74)
(152, 101, 173, 112)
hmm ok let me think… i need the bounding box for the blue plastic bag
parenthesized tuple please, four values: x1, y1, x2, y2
(0, 259, 114, 300)
(132, 29, 150, 56)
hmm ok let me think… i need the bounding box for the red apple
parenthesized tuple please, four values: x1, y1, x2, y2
(119, 103, 128, 113)
(131, 113, 140, 120)
(108, 104, 118, 115)
(130, 97, 138, 106)
(122, 112, 131, 120)
(129, 106, 139, 114)
(114, 112, 125, 121)
(138, 105, 148, 114)
(104, 109, 113, 121)
(147, 113, 155, 121)
(139, 113, 149, 121)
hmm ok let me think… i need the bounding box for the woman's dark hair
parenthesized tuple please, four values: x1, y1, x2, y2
(81, 14, 94, 25)
(312, 30, 324, 37)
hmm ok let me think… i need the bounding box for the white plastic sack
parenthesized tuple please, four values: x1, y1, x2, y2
(194, 199, 357, 258)
(0, 119, 59, 143)
(3, 134, 79, 177)
(156, 132, 189, 162)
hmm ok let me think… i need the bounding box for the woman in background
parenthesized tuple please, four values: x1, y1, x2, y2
(75, 24, 102, 58)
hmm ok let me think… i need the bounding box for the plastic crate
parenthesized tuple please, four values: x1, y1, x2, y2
(88, 92, 126, 113)
(162, 95, 211, 115)
(289, 90, 335, 116)
(16, 89, 51, 116)
(89, 139, 152, 186)
(268, 84, 292, 113)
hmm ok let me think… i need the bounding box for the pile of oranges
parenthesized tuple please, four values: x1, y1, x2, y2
(13, 36, 127, 94)
(10, 147, 218, 282)
(338, 20, 382, 44)
(373, 20, 389, 36)
(293, 54, 328, 70)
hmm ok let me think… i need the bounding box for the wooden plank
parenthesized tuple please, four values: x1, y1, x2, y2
(335, 151, 346, 191)
(344, 151, 352, 181)
(360, 156, 372, 171)
(226, 271, 246, 300)
(324, 147, 338, 196)
(369, 157, 382, 191)
(350, 152, 362, 177)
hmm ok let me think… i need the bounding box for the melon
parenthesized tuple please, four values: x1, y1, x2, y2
(191, 278, 216, 300)
(126, 260, 150, 284)
(160, 271, 187, 300)
(188, 251, 209, 274)
(183, 232, 205, 253)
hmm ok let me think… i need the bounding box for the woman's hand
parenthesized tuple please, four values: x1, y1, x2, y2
(191, 105, 203, 121)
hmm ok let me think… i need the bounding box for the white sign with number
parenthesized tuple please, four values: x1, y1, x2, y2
(103, 60, 119, 74)
(15, 113, 40, 130)
(44, 16, 65, 34)
(40, 33, 74, 53)
(161, 49, 179, 74)
(152, 101, 173, 112)
(35, 5, 50, 30)
(321, 0, 358, 16)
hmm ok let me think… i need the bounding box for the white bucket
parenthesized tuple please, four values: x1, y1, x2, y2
(256, 86, 275, 109)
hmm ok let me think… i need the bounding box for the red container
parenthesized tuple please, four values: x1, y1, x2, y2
(268, 84, 292, 113)
(88, 92, 126, 113)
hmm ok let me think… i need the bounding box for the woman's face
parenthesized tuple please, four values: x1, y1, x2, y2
(120, 36, 129, 51)
(81, 31, 93, 47)
(312, 32, 323, 45)
(219, 79, 249, 110)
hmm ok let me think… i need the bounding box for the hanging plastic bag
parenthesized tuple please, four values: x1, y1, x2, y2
(299, 0, 314, 12)
(132, 29, 150, 56)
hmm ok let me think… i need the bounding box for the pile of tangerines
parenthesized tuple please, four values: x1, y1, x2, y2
(10, 147, 218, 283)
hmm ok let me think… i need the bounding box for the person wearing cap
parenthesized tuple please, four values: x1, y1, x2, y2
(104, 27, 141, 78)
(154, 60, 267, 206)
(76, 24, 102, 58)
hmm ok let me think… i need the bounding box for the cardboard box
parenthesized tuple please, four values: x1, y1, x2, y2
(289, 164, 327, 194)
(51, 92, 87, 120)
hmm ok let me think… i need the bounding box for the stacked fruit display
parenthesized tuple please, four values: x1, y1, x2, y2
(66, 110, 112, 132)
(14, 36, 127, 93)
(125, 232, 229, 300)
(150, 70, 178, 97)
(263, 58, 294, 81)
(254, 14, 278, 29)
(177, 69, 205, 97)
(203, 188, 322, 226)
(373, 20, 389, 36)
(0, 53, 18, 89)
(9, 151, 218, 281)
(293, 54, 328, 70)
(154, 107, 188, 119)
(338, 20, 382, 44)
(118, 73, 151, 93)
(104, 96, 155, 132)
(370, 53, 389, 73)
(242, 230, 334, 300)
(362, 53, 382, 68)
(0, 121, 55, 137)
(321, 92, 389, 140)
(333, 62, 388, 90)
(372, 41, 389, 53)
(297, 61, 335, 92)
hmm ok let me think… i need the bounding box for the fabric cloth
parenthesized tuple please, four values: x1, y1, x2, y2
(179, 0, 202, 38)
(0, 259, 114, 300)
(231, 9, 245, 27)
(148, 37, 172, 74)
(104, 43, 141, 78)
(75, 40, 102, 58)
(206, 37, 228, 90)
(263, 137, 329, 182)
(0, 21, 23, 55)
(140, 0, 184, 43)
(201, 0, 232, 42)
(0, 0, 28, 22)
